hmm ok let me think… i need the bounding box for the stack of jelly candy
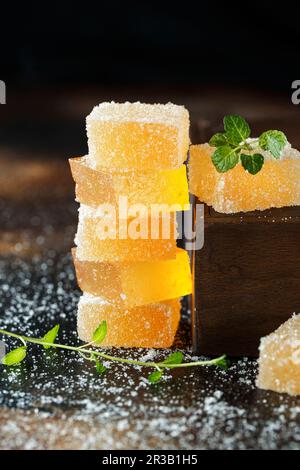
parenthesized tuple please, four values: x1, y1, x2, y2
(69, 102, 192, 348)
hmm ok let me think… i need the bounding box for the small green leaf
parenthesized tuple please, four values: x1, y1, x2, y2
(92, 321, 107, 345)
(259, 130, 287, 159)
(42, 324, 60, 350)
(95, 357, 107, 375)
(224, 115, 251, 145)
(241, 153, 264, 175)
(209, 133, 228, 148)
(216, 356, 230, 371)
(162, 351, 184, 365)
(148, 369, 163, 384)
(2, 346, 27, 366)
(212, 146, 239, 173)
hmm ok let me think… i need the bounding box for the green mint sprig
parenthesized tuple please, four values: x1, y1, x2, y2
(209, 115, 287, 175)
(0, 323, 229, 384)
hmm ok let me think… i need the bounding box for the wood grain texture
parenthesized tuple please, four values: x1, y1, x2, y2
(194, 204, 300, 356)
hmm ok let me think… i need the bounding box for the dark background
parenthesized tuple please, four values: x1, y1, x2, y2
(1, 2, 299, 90)
(0, 2, 299, 167)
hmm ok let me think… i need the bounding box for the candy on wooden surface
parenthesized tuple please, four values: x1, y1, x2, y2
(256, 314, 300, 396)
(69, 156, 190, 210)
(72, 247, 192, 307)
(86, 102, 190, 170)
(75, 205, 177, 262)
(77, 294, 181, 348)
(189, 143, 300, 213)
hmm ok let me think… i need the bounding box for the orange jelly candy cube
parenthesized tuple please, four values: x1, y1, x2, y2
(69, 156, 189, 210)
(189, 144, 300, 213)
(77, 294, 181, 348)
(86, 102, 190, 170)
(72, 247, 192, 307)
(75, 205, 178, 262)
(257, 314, 300, 396)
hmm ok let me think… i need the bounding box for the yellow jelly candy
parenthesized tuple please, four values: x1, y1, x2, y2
(75, 205, 178, 262)
(69, 156, 189, 210)
(257, 314, 300, 396)
(72, 247, 192, 307)
(189, 143, 300, 213)
(77, 294, 181, 348)
(86, 102, 190, 170)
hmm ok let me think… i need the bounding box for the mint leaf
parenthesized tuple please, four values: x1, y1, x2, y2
(148, 370, 163, 384)
(209, 133, 228, 148)
(162, 351, 184, 365)
(42, 324, 60, 350)
(210, 116, 289, 175)
(212, 146, 239, 173)
(92, 321, 107, 345)
(259, 130, 287, 159)
(95, 357, 107, 375)
(2, 346, 27, 366)
(241, 154, 264, 175)
(223, 115, 250, 145)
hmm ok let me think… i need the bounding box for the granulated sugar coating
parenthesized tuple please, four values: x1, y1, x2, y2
(73, 247, 192, 307)
(69, 157, 189, 210)
(75, 205, 177, 262)
(189, 143, 300, 213)
(257, 315, 300, 396)
(86, 102, 190, 170)
(77, 294, 180, 348)
(1, 253, 300, 449)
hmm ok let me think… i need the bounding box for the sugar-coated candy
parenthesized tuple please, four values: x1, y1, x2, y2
(69, 156, 189, 210)
(72, 247, 192, 307)
(257, 314, 300, 396)
(189, 143, 300, 213)
(75, 205, 178, 262)
(86, 102, 190, 170)
(77, 294, 181, 348)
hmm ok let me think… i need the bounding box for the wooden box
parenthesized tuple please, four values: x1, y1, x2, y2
(191, 202, 300, 357)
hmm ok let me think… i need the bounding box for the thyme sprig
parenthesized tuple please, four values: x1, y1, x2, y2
(0, 323, 229, 384)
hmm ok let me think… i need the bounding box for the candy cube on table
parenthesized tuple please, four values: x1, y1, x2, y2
(86, 102, 190, 170)
(189, 143, 300, 213)
(75, 205, 178, 262)
(77, 294, 181, 348)
(257, 314, 300, 396)
(69, 156, 189, 210)
(72, 247, 192, 307)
